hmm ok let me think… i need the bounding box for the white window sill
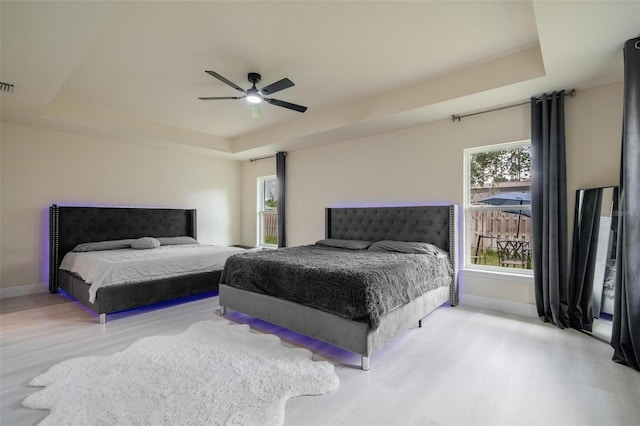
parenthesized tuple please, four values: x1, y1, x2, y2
(461, 267, 533, 283)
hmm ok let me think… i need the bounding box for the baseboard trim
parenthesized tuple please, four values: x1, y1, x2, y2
(460, 293, 537, 319)
(0, 283, 49, 299)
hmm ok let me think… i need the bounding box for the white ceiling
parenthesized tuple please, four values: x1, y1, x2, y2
(1, 1, 638, 160)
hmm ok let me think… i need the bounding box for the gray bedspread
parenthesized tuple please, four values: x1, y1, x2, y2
(220, 245, 453, 328)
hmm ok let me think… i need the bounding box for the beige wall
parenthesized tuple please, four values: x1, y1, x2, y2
(565, 83, 622, 216)
(284, 101, 533, 311)
(0, 122, 242, 293)
(248, 82, 622, 313)
(1, 82, 623, 306)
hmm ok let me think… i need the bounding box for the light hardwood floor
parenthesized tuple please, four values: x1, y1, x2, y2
(1, 292, 639, 426)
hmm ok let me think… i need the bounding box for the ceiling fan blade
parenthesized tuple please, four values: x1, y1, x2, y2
(198, 96, 245, 100)
(204, 70, 246, 93)
(260, 78, 294, 96)
(264, 97, 308, 113)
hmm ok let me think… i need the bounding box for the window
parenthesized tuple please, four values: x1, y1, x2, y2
(257, 176, 278, 247)
(464, 141, 532, 273)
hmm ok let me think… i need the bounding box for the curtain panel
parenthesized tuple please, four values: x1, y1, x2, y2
(276, 152, 287, 248)
(612, 37, 640, 371)
(531, 91, 570, 328)
(568, 189, 603, 331)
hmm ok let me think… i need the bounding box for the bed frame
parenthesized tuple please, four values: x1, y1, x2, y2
(49, 204, 221, 323)
(219, 205, 458, 370)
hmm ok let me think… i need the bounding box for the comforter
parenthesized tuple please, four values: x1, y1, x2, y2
(220, 245, 452, 328)
(60, 244, 246, 303)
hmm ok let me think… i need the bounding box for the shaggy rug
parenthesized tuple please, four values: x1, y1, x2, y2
(23, 320, 339, 425)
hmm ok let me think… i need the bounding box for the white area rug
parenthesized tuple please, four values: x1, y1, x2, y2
(23, 320, 339, 425)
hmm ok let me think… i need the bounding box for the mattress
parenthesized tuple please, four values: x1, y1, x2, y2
(60, 244, 246, 303)
(221, 245, 452, 328)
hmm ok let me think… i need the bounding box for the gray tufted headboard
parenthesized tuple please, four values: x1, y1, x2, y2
(325, 205, 452, 249)
(49, 204, 197, 293)
(325, 205, 459, 304)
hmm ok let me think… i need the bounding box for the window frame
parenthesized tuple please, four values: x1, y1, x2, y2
(257, 175, 278, 248)
(464, 140, 533, 275)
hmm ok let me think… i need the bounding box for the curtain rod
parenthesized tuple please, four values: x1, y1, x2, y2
(451, 89, 576, 122)
(249, 155, 274, 162)
(249, 152, 287, 162)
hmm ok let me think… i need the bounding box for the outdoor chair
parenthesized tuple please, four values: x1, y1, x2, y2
(496, 240, 531, 269)
(471, 234, 496, 265)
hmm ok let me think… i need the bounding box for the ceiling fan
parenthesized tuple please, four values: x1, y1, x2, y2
(198, 71, 308, 113)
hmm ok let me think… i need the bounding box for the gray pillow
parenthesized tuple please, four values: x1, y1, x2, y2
(368, 240, 448, 258)
(131, 237, 161, 250)
(72, 239, 135, 252)
(156, 236, 199, 246)
(315, 239, 372, 250)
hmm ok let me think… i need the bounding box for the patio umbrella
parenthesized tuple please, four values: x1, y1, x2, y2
(478, 192, 531, 237)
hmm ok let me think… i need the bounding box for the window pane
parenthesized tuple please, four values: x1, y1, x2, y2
(261, 211, 278, 246)
(469, 209, 532, 270)
(467, 143, 532, 271)
(470, 145, 531, 207)
(258, 175, 278, 247)
(263, 178, 278, 210)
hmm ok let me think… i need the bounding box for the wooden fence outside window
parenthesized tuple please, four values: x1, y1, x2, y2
(470, 210, 531, 250)
(262, 210, 278, 245)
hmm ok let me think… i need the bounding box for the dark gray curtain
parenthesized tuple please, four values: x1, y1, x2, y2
(531, 91, 570, 328)
(276, 152, 287, 248)
(611, 37, 640, 371)
(568, 188, 603, 331)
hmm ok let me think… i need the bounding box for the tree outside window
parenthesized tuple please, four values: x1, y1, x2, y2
(465, 141, 532, 272)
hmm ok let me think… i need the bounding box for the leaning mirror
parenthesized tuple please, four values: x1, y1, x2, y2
(569, 186, 618, 342)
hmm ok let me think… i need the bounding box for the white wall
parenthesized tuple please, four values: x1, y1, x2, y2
(244, 82, 623, 316)
(0, 122, 242, 295)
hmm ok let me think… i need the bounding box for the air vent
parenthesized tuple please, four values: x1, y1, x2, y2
(0, 82, 15, 93)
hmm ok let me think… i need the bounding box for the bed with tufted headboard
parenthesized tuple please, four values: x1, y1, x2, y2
(219, 205, 458, 370)
(49, 204, 243, 323)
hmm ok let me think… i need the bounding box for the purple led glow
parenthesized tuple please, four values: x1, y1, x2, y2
(222, 310, 360, 367)
(331, 200, 453, 208)
(56, 290, 101, 318)
(223, 306, 455, 369)
(57, 289, 218, 322)
(104, 291, 218, 322)
(41, 208, 50, 284)
(51, 201, 190, 209)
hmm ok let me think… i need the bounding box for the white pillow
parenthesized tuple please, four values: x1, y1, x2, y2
(156, 236, 199, 246)
(72, 239, 135, 252)
(369, 240, 448, 258)
(315, 239, 372, 250)
(131, 237, 161, 250)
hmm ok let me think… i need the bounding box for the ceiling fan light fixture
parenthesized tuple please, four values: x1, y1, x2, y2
(246, 93, 262, 104)
(200, 70, 307, 113)
(246, 80, 262, 104)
